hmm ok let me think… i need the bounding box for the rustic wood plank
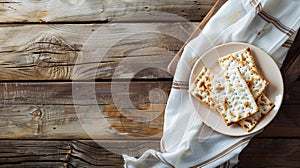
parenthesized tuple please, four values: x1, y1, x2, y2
(239, 138, 300, 167)
(0, 0, 298, 167)
(0, 140, 70, 168)
(0, 82, 172, 105)
(1, 139, 298, 167)
(0, 104, 165, 139)
(0, 81, 169, 138)
(0, 163, 64, 168)
(0, 23, 200, 80)
(0, 81, 299, 139)
(0, 81, 297, 106)
(69, 140, 160, 167)
(284, 80, 300, 104)
(0, 81, 170, 139)
(258, 104, 300, 138)
(0, 103, 299, 139)
(282, 54, 300, 101)
(0, 0, 216, 23)
(168, 0, 228, 74)
(281, 30, 300, 101)
(0, 140, 160, 168)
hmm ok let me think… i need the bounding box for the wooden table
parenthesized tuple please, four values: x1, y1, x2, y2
(0, 0, 299, 167)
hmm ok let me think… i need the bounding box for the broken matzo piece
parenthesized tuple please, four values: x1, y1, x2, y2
(190, 67, 225, 112)
(218, 56, 269, 99)
(239, 93, 275, 132)
(190, 67, 217, 110)
(220, 68, 259, 125)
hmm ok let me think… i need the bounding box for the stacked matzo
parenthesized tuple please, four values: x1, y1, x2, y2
(191, 47, 275, 132)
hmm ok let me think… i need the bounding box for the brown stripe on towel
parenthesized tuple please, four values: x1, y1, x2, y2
(173, 80, 189, 85)
(282, 39, 294, 48)
(249, 0, 296, 36)
(172, 80, 189, 90)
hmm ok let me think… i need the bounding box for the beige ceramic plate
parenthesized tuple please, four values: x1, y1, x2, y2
(189, 42, 284, 136)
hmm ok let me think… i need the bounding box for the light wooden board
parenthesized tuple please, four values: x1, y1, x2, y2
(0, 82, 171, 105)
(0, 104, 165, 139)
(0, 0, 298, 167)
(0, 82, 170, 139)
(0, 0, 216, 22)
(0, 82, 299, 139)
(168, 0, 228, 74)
(0, 23, 199, 80)
(0, 103, 299, 139)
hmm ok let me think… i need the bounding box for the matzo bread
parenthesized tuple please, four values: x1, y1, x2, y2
(230, 47, 258, 72)
(218, 56, 269, 99)
(239, 94, 275, 132)
(220, 68, 258, 125)
(190, 67, 225, 112)
(190, 67, 217, 110)
(222, 47, 275, 132)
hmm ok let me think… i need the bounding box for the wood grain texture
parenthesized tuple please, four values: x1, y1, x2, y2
(0, 104, 297, 139)
(0, 80, 298, 139)
(0, 140, 70, 168)
(0, 140, 160, 168)
(0, 23, 199, 80)
(69, 140, 160, 167)
(239, 138, 300, 167)
(0, 104, 165, 139)
(0, 0, 216, 23)
(0, 82, 171, 105)
(0, 0, 298, 167)
(0, 81, 170, 139)
(0, 139, 299, 167)
(258, 104, 300, 138)
(282, 81, 300, 105)
(281, 31, 300, 101)
(167, 0, 228, 74)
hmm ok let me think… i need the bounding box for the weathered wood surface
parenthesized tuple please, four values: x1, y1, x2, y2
(0, 140, 70, 167)
(0, 104, 298, 139)
(0, 82, 171, 105)
(239, 138, 300, 167)
(0, 81, 299, 139)
(0, 23, 199, 80)
(0, 139, 299, 167)
(0, 140, 159, 167)
(0, 104, 165, 139)
(168, 0, 228, 75)
(0, 0, 216, 23)
(0, 0, 299, 167)
(281, 30, 300, 102)
(0, 82, 170, 139)
(69, 140, 161, 167)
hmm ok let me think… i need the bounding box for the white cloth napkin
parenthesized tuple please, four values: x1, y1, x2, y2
(124, 0, 300, 167)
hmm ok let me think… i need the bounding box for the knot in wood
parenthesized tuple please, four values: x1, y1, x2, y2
(29, 108, 42, 117)
(26, 34, 81, 79)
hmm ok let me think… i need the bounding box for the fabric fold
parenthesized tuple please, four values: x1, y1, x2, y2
(124, 0, 300, 167)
